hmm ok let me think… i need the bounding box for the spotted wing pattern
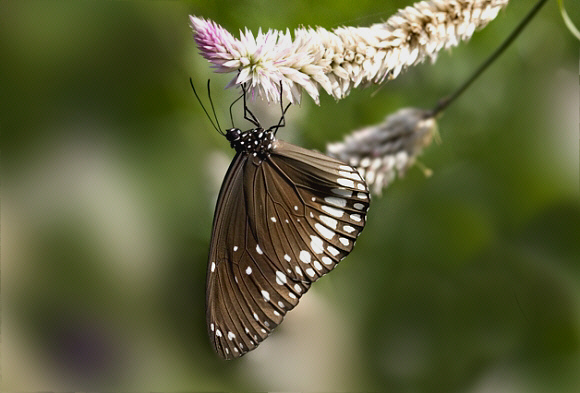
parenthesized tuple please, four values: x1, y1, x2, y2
(207, 140, 370, 359)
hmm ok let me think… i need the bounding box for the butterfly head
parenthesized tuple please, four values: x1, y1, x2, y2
(226, 127, 276, 159)
(225, 128, 242, 144)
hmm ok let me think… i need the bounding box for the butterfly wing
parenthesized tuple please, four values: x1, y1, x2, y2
(248, 140, 370, 280)
(206, 152, 256, 358)
(207, 141, 370, 359)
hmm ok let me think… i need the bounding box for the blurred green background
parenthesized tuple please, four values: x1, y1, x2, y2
(1, 0, 579, 391)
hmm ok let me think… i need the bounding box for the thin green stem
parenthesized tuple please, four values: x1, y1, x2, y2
(428, 0, 550, 118)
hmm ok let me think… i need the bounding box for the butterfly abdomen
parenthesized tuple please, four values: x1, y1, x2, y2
(226, 127, 275, 159)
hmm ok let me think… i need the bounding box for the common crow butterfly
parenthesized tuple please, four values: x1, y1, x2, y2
(192, 79, 370, 359)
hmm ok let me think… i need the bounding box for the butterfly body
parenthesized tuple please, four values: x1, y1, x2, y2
(226, 127, 275, 160)
(207, 124, 370, 359)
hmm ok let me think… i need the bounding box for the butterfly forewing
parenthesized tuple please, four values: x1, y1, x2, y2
(207, 136, 370, 359)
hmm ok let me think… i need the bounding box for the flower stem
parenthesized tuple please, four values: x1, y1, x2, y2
(429, 0, 550, 118)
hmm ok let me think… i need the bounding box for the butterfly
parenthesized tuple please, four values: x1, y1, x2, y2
(192, 79, 370, 359)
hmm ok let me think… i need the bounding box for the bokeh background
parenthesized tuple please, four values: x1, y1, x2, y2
(2, 0, 579, 391)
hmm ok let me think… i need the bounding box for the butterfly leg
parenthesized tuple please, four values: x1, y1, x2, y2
(240, 83, 261, 128)
(271, 81, 292, 133)
(229, 92, 244, 128)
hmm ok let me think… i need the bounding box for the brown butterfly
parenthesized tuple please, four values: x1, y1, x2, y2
(192, 80, 370, 359)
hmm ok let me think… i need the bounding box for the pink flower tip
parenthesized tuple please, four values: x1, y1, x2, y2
(189, 15, 237, 64)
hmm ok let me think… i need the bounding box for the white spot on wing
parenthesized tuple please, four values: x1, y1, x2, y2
(228, 331, 236, 340)
(299, 250, 311, 263)
(337, 178, 355, 188)
(324, 196, 347, 207)
(289, 292, 297, 299)
(332, 188, 353, 197)
(354, 203, 365, 210)
(322, 256, 332, 265)
(276, 271, 287, 285)
(343, 225, 355, 233)
(284, 254, 291, 262)
(295, 266, 303, 276)
(270, 216, 277, 222)
(339, 237, 349, 246)
(310, 235, 324, 254)
(294, 283, 302, 293)
(315, 223, 335, 239)
(357, 192, 367, 199)
(357, 183, 366, 190)
(246, 266, 252, 275)
(261, 290, 270, 302)
(210, 261, 216, 272)
(350, 213, 362, 222)
(256, 244, 263, 254)
(321, 205, 344, 218)
(339, 165, 352, 171)
(314, 260, 323, 270)
(320, 215, 338, 229)
(339, 170, 361, 181)
(306, 268, 316, 277)
(327, 245, 339, 256)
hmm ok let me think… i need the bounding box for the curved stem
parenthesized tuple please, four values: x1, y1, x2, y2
(428, 0, 550, 118)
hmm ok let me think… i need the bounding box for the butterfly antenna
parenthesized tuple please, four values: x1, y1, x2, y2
(190, 78, 224, 135)
(205, 80, 223, 133)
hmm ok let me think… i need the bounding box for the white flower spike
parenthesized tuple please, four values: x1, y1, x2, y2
(191, 0, 509, 104)
(327, 108, 438, 196)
